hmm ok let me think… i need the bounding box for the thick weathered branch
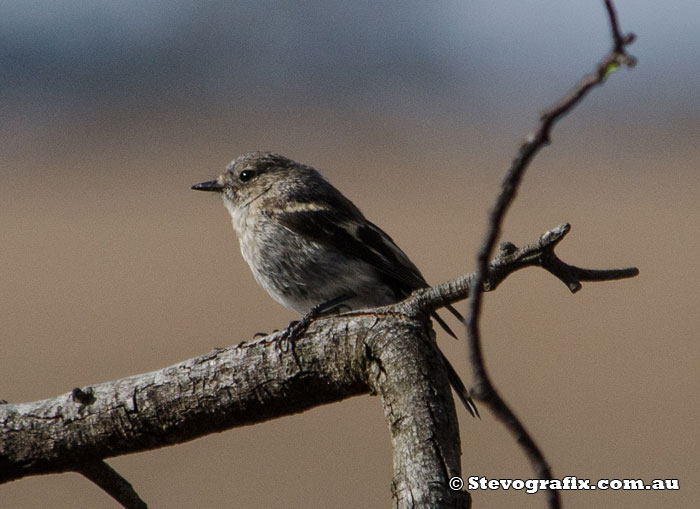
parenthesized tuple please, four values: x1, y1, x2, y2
(0, 224, 635, 508)
(0, 312, 468, 507)
(368, 320, 469, 508)
(0, 321, 365, 482)
(465, 2, 636, 508)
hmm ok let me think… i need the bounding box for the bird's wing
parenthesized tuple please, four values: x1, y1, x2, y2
(273, 207, 428, 295)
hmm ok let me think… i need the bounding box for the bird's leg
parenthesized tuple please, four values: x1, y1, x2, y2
(280, 292, 355, 351)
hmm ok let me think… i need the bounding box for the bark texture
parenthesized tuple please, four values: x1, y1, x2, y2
(0, 311, 469, 507)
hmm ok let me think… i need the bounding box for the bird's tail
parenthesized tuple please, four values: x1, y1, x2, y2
(429, 307, 479, 417)
(430, 304, 464, 340)
(439, 349, 480, 418)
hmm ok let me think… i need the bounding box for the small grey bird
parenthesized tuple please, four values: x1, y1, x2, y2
(193, 151, 477, 417)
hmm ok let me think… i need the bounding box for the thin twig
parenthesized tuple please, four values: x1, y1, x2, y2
(78, 460, 148, 509)
(465, 2, 636, 508)
(407, 223, 638, 313)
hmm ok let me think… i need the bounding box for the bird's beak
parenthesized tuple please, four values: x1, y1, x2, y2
(191, 180, 224, 192)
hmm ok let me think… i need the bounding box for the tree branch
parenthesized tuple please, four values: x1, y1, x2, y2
(0, 310, 467, 506)
(405, 223, 637, 312)
(465, 2, 636, 508)
(77, 460, 148, 509)
(368, 320, 469, 508)
(0, 322, 367, 483)
(1, 225, 636, 508)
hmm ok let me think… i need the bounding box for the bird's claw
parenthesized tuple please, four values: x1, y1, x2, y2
(280, 318, 309, 353)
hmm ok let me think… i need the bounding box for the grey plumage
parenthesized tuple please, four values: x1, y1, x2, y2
(193, 152, 478, 417)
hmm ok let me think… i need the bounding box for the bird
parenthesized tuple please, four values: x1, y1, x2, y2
(192, 151, 478, 417)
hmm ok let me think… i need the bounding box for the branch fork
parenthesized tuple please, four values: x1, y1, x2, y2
(0, 2, 638, 508)
(0, 224, 637, 509)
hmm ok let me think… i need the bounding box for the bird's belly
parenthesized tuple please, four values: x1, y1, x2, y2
(238, 226, 395, 314)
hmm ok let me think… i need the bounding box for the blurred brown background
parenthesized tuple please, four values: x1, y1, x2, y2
(2, 1, 698, 507)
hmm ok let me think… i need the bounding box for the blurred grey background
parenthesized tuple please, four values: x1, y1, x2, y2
(2, 1, 699, 507)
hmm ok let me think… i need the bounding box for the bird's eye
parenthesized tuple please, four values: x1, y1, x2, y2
(239, 170, 255, 182)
